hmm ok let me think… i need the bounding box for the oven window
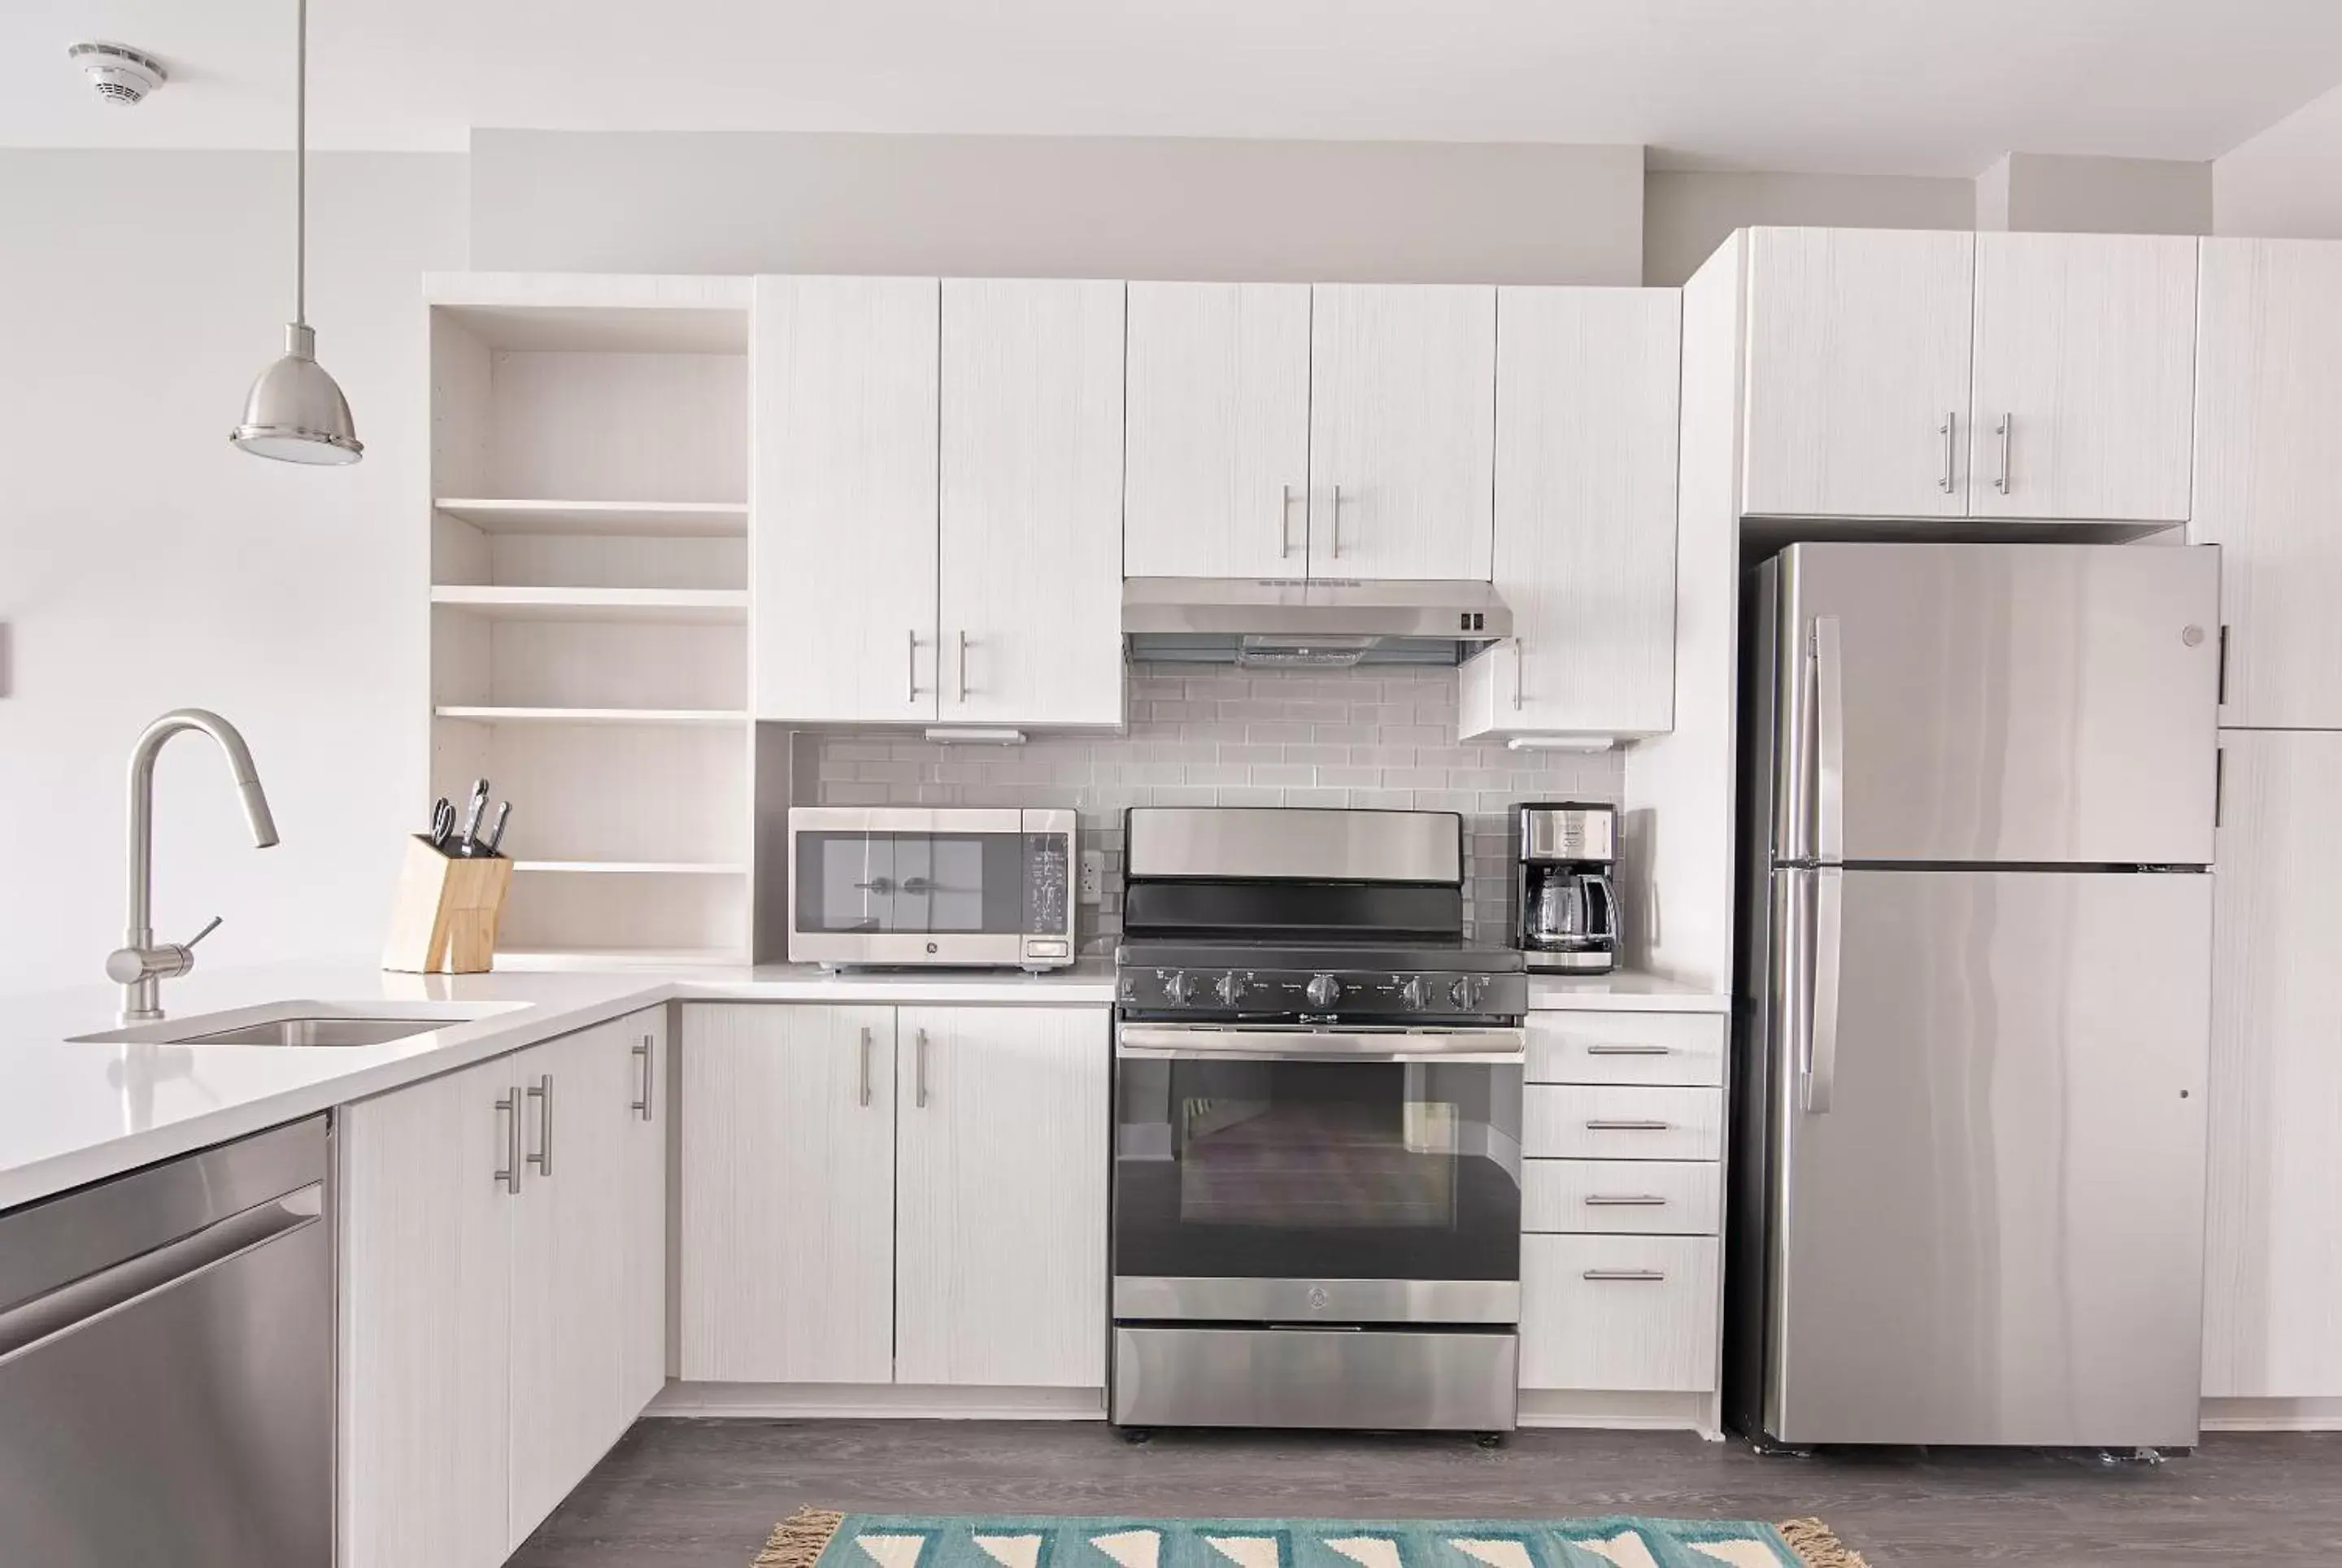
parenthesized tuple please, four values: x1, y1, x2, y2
(794, 832, 1028, 934)
(1114, 1059, 1521, 1283)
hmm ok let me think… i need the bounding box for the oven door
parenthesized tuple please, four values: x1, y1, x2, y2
(1112, 1023, 1524, 1325)
(788, 808, 1069, 966)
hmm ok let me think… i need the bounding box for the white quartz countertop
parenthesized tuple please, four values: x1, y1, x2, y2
(0, 959, 1115, 1213)
(1527, 971, 1732, 1013)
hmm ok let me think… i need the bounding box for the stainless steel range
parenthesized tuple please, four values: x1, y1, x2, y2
(1110, 806, 1526, 1435)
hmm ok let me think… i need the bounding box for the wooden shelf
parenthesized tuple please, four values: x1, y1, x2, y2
(433, 499, 748, 537)
(511, 860, 748, 876)
(434, 705, 747, 727)
(429, 586, 748, 623)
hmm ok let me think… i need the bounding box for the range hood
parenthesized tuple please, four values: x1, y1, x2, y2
(1123, 577, 1512, 668)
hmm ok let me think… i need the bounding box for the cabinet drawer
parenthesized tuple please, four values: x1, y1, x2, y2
(1521, 1234, 1720, 1392)
(1526, 1011, 1726, 1086)
(1523, 1159, 1721, 1235)
(1524, 1085, 1723, 1161)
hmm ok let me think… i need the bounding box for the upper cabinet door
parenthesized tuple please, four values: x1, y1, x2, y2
(1969, 233, 2196, 523)
(1741, 228, 1974, 519)
(1307, 284, 1497, 580)
(1472, 286, 1681, 739)
(2194, 238, 2342, 730)
(939, 279, 1126, 728)
(753, 276, 941, 723)
(1124, 282, 1312, 579)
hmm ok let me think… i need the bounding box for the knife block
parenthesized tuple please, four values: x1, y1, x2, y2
(382, 835, 512, 973)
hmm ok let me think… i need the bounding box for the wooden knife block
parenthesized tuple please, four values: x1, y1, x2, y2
(382, 835, 512, 973)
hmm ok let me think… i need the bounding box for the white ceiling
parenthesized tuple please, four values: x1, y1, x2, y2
(7, 0, 2342, 176)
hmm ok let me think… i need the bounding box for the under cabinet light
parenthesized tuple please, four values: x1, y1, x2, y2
(923, 727, 1027, 745)
(1506, 737, 1615, 754)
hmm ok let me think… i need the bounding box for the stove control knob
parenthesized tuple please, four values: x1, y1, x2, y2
(1400, 976, 1431, 1010)
(1305, 973, 1343, 1008)
(1161, 970, 1198, 1006)
(1449, 976, 1485, 1011)
(1214, 972, 1248, 1008)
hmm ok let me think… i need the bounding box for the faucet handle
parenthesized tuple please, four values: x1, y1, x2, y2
(104, 917, 221, 987)
(183, 915, 223, 950)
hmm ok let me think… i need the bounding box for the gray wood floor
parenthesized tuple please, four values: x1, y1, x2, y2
(509, 1418, 2342, 1568)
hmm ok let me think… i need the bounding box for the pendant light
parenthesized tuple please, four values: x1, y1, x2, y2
(231, 0, 361, 464)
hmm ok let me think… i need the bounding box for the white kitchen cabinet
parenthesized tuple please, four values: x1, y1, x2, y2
(1307, 284, 1497, 580)
(2194, 238, 2342, 730)
(895, 1006, 1110, 1387)
(1521, 1235, 1720, 1392)
(619, 1008, 669, 1418)
(940, 279, 1125, 728)
(1124, 282, 1312, 579)
(680, 1004, 898, 1384)
(1461, 287, 1679, 741)
(1968, 233, 2196, 523)
(752, 276, 941, 723)
(340, 1053, 516, 1568)
(2204, 731, 2342, 1398)
(1741, 228, 1975, 520)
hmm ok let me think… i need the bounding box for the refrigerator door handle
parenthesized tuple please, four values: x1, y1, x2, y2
(1812, 615, 1845, 865)
(1805, 866, 1844, 1113)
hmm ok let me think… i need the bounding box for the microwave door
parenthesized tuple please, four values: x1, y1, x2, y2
(816, 831, 893, 934)
(925, 834, 987, 934)
(891, 833, 936, 937)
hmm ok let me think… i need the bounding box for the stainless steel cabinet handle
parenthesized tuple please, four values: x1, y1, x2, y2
(1582, 1269, 1668, 1282)
(1584, 1043, 1669, 1056)
(1278, 484, 1294, 560)
(955, 631, 969, 703)
(1994, 413, 2013, 494)
(907, 629, 920, 703)
(1938, 412, 1956, 493)
(494, 1091, 521, 1195)
(1329, 484, 1343, 558)
(1513, 638, 1525, 711)
(525, 1073, 553, 1177)
(859, 1026, 873, 1108)
(631, 1034, 654, 1122)
(915, 1027, 930, 1108)
(1584, 1194, 1668, 1206)
(1585, 1118, 1670, 1130)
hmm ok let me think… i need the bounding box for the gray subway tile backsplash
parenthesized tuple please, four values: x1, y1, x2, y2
(811, 662, 1622, 952)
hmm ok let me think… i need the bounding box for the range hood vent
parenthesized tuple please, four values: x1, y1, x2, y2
(1123, 577, 1511, 669)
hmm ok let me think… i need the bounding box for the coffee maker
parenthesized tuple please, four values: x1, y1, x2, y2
(1513, 802, 1619, 973)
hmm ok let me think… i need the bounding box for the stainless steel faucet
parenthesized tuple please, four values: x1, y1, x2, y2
(107, 709, 280, 1022)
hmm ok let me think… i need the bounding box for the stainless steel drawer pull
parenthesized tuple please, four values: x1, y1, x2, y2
(494, 1091, 521, 1194)
(859, 1026, 874, 1108)
(1582, 1269, 1668, 1282)
(1584, 1043, 1669, 1056)
(907, 629, 921, 703)
(1584, 1194, 1668, 1206)
(525, 1073, 554, 1177)
(1938, 412, 1956, 493)
(631, 1034, 654, 1121)
(1330, 483, 1344, 558)
(1278, 484, 1294, 559)
(915, 1027, 931, 1108)
(1585, 1118, 1670, 1130)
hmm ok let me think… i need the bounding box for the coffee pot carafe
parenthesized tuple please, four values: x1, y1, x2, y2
(1513, 803, 1620, 974)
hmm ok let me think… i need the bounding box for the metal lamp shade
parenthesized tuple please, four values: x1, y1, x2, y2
(230, 322, 362, 464)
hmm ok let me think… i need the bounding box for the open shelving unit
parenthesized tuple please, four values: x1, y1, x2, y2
(427, 274, 756, 965)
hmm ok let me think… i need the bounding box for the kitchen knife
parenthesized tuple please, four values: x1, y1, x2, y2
(482, 800, 511, 857)
(458, 778, 490, 856)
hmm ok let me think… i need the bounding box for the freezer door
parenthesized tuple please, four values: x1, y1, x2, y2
(1773, 542, 2219, 866)
(1764, 867, 2210, 1448)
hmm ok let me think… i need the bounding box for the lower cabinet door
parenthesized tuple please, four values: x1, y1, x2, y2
(507, 1020, 642, 1552)
(620, 1007, 670, 1416)
(895, 1005, 1109, 1387)
(339, 1053, 516, 1568)
(1521, 1234, 1720, 1392)
(680, 1004, 899, 1383)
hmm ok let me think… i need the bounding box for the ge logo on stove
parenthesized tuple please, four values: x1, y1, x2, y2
(1308, 1286, 1329, 1313)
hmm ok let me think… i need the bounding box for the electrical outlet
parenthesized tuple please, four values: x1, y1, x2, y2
(1079, 849, 1105, 905)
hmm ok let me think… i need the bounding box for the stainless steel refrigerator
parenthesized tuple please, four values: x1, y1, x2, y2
(1728, 541, 2221, 1449)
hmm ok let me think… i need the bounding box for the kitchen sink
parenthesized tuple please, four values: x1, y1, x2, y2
(72, 1000, 526, 1048)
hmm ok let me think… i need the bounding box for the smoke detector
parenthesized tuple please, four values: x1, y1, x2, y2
(68, 43, 168, 107)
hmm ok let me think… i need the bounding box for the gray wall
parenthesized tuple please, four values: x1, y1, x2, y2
(472, 130, 1648, 284)
(1643, 168, 1974, 285)
(1978, 153, 2212, 234)
(812, 663, 1623, 952)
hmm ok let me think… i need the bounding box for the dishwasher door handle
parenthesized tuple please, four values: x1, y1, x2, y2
(0, 1183, 323, 1371)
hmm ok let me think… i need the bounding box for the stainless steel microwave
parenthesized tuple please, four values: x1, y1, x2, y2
(786, 807, 1079, 971)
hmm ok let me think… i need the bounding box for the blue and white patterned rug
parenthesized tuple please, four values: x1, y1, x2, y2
(756, 1510, 1867, 1568)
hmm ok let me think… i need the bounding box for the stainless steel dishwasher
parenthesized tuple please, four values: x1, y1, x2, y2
(0, 1116, 331, 1566)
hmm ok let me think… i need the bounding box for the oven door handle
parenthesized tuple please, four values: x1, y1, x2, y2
(1114, 1023, 1526, 1064)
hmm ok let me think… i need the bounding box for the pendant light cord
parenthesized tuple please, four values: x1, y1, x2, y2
(294, 0, 307, 329)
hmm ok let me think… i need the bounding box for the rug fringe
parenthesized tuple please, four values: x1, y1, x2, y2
(1776, 1517, 1870, 1568)
(755, 1507, 847, 1568)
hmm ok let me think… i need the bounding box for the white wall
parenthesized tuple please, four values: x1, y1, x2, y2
(2218, 79, 2342, 237)
(469, 130, 1648, 284)
(1642, 169, 1971, 285)
(1976, 152, 2211, 234)
(0, 150, 466, 999)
